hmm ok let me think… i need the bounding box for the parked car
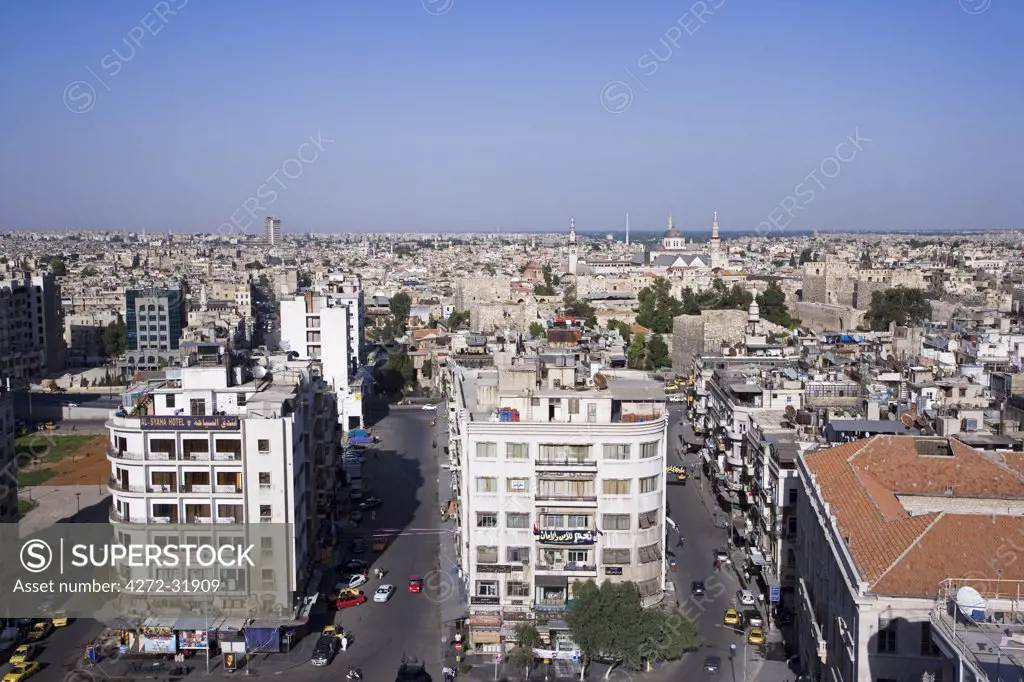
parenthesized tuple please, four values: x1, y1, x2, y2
(747, 627, 765, 645)
(8, 645, 34, 665)
(311, 634, 340, 666)
(4, 662, 41, 682)
(702, 656, 721, 673)
(333, 593, 368, 610)
(743, 610, 764, 628)
(340, 559, 368, 573)
(372, 536, 388, 552)
(691, 581, 706, 596)
(26, 621, 52, 641)
(329, 587, 362, 602)
(61, 401, 79, 408)
(723, 609, 740, 626)
(421, 404, 437, 411)
(359, 497, 383, 510)
(408, 576, 423, 593)
(714, 549, 731, 566)
(338, 573, 368, 589)
(737, 589, 756, 606)
(374, 585, 395, 603)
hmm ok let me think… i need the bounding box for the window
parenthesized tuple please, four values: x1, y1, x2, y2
(788, 487, 798, 505)
(568, 398, 579, 414)
(587, 403, 597, 423)
(639, 475, 660, 493)
(507, 582, 530, 597)
(638, 543, 662, 563)
(507, 513, 529, 529)
(506, 547, 529, 563)
(306, 316, 320, 328)
(536, 479, 595, 499)
(506, 443, 529, 460)
(166, 394, 176, 408)
(919, 623, 939, 656)
(507, 478, 529, 493)
(257, 439, 270, 454)
(566, 515, 589, 529)
(541, 514, 563, 528)
(476, 581, 498, 597)
(603, 444, 630, 460)
(567, 549, 589, 564)
(189, 398, 206, 416)
(640, 441, 660, 459)
(602, 514, 630, 531)
(602, 548, 630, 564)
(638, 510, 659, 529)
(476, 442, 497, 459)
(603, 479, 630, 495)
(259, 505, 271, 519)
(476, 512, 497, 528)
(877, 616, 897, 654)
(476, 477, 497, 493)
(237, 393, 247, 406)
(477, 546, 498, 563)
(786, 549, 796, 567)
(258, 472, 271, 488)
(788, 517, 798, 535)
(539, 444, 591, 461)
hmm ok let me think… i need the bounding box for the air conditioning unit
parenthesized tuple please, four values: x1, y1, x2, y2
(226, 580, 237, 590)
(817, 640, 827, 662)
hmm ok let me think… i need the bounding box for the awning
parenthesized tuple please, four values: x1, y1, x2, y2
(471, 630, 501, 644)
(748, 549, 767, 567)
(535, 575, 568, 588)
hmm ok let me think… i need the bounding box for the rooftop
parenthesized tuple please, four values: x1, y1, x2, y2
(804, 436, 1024, 598)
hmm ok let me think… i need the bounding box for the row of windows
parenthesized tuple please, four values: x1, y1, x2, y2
(476, 510, 660, 531)
(475, 546, 657, 567)
(475, 475, 660, 495)
(475, 442, 661, 461)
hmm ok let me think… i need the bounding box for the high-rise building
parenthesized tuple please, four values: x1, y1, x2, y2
(448, 355, 668, 651)
(278, 285, 365, 429)
(0, 382, 18, 522)
(265, 217, 282, 246)
(121, 284, 188, 374)
(106, 341, 338, 620)
(0, 272, 65, 383)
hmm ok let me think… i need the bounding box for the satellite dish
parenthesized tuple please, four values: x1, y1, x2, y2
(593, 373, 608, 389)
(956, 586, 987, 622)
(279, 341, 291, 352)
(251, 365, 268, 379)
(785, 405, 796, 419)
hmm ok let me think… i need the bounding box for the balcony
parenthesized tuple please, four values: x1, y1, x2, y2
(193, 517, 237, 524)
(534, 562, 596, 573)
(212, 452, 242, 462)
(725, 453, 743, 467)
(107, 477, 180, 494)
(534, 495, 598, 503)
(180, 483, 213, 494)
(535, 458, 597, 468)
(214, 485, 243, 494)
(109, 508, 176, 524)
(108, 448, 165, 461)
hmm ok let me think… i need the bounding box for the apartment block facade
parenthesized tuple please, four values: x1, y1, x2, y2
(106, 342, 338, 619)
(449, 357, 668, 653)
(0, 272, 65, 382)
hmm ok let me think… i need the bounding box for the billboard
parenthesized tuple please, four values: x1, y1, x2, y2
(140, 416, 240, 431)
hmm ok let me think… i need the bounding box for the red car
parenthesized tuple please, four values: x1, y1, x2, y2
(334, 593, 368, 609)
(408, 576, 423, 593)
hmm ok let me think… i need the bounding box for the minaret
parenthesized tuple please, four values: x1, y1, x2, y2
(568, 217, 579, 276)
(199, 284, 208, 311)
(710, 211, 723, 269)
(747, 298, 760, 336)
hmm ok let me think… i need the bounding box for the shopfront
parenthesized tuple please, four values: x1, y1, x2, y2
(468, 614, 502, 653)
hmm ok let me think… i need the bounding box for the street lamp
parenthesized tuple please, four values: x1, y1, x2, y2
(729, 643, 736, 660)
(76, 492, 81, 515)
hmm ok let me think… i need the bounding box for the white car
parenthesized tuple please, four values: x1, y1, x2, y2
(667, 395, 685, 402)
(62, 401, 80, 407)
(338, 574, 368, 590)
(737, 589, 756, 606)
(374, 585, 395, 602)
(421, 404, 437, 411)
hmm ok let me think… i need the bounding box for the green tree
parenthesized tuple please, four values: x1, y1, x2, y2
(627, 333, 647, 369)
(101, 317, 128, 360)
(647, 334, 670, 368)
(528, 322, 545, 338)
(756, 281, 800, 328)
(421, 360, 433, 380)
(865, 286, 932, 331)
(506, 624, 542, 677)
(533, 283, 556, 296)
(798, 248, 814, 265)
(446, 310, 470, 330)
(635, 278, 683, 333)
(49, 257, 67, 276)
(607, 320, 630, 345)
(788, 254, 797, 268)
(388, 291, 413, 336)
(81, 265, 98, 277)
(563, 284, 597, 328)
(376, 349, 415, 394)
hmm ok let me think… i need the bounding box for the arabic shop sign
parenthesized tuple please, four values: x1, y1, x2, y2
(140, 415, 241, 431)
(535, 529, 595, 545)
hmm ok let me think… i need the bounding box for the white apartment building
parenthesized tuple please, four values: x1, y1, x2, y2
(106, 341, 338, 620)
(279, 284, 365, 429)
(795, 435, 1024, 682)
(449, 356, 668, 652)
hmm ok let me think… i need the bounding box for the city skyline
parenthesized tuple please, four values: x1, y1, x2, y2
(0, 1, 1020, 233)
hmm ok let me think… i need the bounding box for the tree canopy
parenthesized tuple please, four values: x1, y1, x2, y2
(562, 284, 597, 328)
(101, 317, 128, 360)
(533, 283, 556, 296)
(756, 281, 800, 328)
(567, 580, 699, 672)
(635, 278, 684, 334)
(375, 349, 415, 394)
(506, 624, 542, 674)
(607, 319, 630, 345)
(864, 286, 932, 331)
(49, 257, 67, 277)
(528, 322, 545, 338)
(678, 280, 752, 315)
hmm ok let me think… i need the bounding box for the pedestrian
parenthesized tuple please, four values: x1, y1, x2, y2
(341, 635, 348, 651)
(678, 536, 684, 548)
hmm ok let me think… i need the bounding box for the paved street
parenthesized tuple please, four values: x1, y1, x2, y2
(664, 403, 790, 682)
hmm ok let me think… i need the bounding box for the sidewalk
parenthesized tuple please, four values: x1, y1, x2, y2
(434, 409, 469, 674)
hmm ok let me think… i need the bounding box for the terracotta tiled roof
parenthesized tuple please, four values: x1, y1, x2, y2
(804, 436, 1024, 597)
(631, 324, 650, 334)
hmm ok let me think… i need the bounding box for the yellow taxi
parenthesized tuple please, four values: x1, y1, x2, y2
(724, 609, 741, 626)
(747, 627, 765, 645)
(9, 645, 34, 665)
(3, 662, 41, 682)
(322, 625, 342, 638)
(52, 611, 68, 627)
(43, 422, 58, 431)
(329, 587, 361, 602)
(26, 621, 52, 642)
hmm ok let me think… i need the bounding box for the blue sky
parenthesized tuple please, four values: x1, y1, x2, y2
(0, 0, 1021, 234)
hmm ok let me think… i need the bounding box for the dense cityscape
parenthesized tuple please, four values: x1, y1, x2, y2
(1, 2, 1022, 682)
(0, 217, 1021, 682)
